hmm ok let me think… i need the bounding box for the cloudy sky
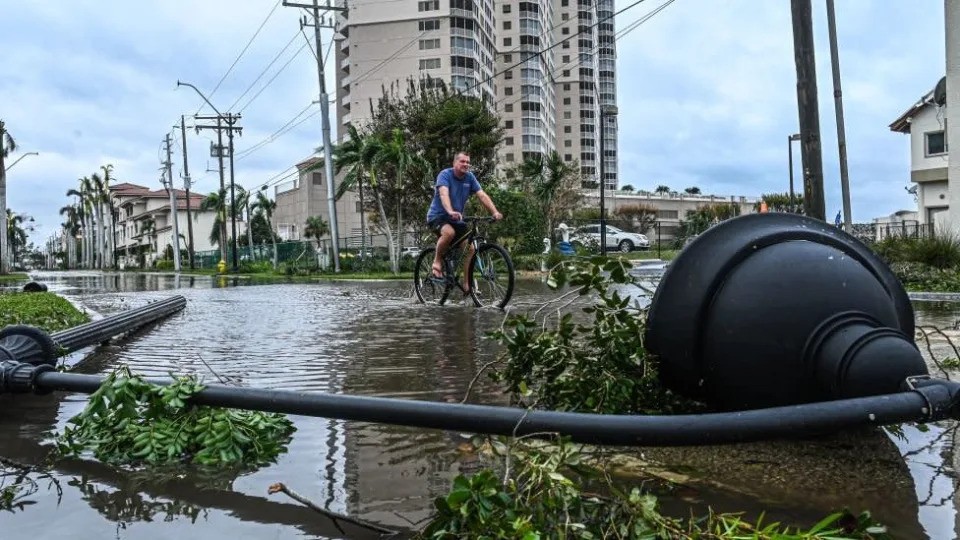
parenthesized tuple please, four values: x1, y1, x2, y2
(0, 0, 947, 246)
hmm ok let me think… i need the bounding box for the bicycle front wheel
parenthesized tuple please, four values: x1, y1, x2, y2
(468, 243, 515, 309)
(414, 247, 450, 305)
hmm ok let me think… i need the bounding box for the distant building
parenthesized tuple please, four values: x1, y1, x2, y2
(889, 76, 949, 230)
(272, 158, 365, 245)
(871, 209, 923, 241)
(110, 182, 236, 267)
(576, 189, 761, 245)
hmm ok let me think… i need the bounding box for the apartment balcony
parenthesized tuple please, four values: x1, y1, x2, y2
(451, 27, 476, 39)
(451, 45, 477, 57)
(341, 56, 350, 70)
(342, 112, 352, 125)
(451, 7, 478, 19)
(341, 74, 352, 88)
(451, 66, 478, 77)
(341, 94, 351, 106)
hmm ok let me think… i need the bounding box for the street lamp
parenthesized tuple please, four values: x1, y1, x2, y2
(177, 80, 239, 270)
(599, 105, 619, 254)
(788, 133, 801, 212)
(4, 151, 38, 172)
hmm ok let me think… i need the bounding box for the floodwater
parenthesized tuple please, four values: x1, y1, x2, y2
(0, 271, 957, 539)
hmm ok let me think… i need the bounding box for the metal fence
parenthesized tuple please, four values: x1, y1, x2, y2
(848, 220, 936, 244)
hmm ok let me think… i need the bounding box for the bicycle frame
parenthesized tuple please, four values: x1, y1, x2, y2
(440, 218, 493, 294)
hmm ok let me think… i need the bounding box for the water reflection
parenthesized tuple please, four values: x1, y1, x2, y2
(0, 271, 957, 538)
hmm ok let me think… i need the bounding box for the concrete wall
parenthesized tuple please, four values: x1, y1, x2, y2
(909, 105, 950, 172)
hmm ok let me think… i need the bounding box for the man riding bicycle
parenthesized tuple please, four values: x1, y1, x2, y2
(426, 151, 503, 292)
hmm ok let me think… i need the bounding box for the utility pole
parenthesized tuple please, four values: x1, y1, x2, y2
(180, 116, 196, 269)
(946, 0, 960, 234)
(161, 133, 182, 272)
(195, 115, 242, 267)
(790, 0, 826, 221)
(285, 0, 345, 272)
(825, 0, 852, 230)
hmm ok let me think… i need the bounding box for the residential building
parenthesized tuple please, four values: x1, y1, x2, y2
(576, 189, 761, 245)
(496, 1, 557, 167)
(272, 158, 365, 244)
(333, 0, 618, 187)
(110, 182, 232, 267)
(889, 76, 949, 230)
(334, 0, 498, 132)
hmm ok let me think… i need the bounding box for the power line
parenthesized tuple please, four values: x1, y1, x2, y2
(227, 30, 302, 112)
(235, 104, 320, 161)
(238, 42, 310, 113)
(196, 0, 282, 115)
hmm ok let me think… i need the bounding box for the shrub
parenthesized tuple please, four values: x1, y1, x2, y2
(873, 233, 960, 269)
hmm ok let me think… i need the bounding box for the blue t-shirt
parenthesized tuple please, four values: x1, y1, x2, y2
(426, 168, 482, 222)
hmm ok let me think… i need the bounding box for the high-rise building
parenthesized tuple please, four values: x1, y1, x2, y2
(335, 0, 497, 132)
(334, 0, 617, 188)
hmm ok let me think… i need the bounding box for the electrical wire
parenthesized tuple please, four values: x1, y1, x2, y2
(238, 42, 310, 114)
(196, 0, 283, 115)
(228, 30, 302, 112)
(235, 105, 321, 161)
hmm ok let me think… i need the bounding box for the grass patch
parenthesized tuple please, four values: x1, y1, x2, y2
(0, 292, 90, 332)
(622, 249, 679, 261)
(0, 272, 30, 282)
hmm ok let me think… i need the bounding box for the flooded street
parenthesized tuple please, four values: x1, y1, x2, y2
(1, 272, 959, 538)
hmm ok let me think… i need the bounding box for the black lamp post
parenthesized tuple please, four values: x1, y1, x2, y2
(599, 105, 619, 254)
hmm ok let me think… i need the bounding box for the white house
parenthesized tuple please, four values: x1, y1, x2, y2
(110, 183, 244, 267)
(889, 76, 949, 230)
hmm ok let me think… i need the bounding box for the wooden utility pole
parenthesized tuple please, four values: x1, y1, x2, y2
(790, 0, 826, 221)
(284, 0, 346, 272)
(195, 114, 242, 268)
(179, 116, 195, 269)
(825, 0, 851, 229)
(161, 133, 182, 272)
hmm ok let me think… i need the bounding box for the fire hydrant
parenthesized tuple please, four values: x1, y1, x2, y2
(217, 259, 227, 274)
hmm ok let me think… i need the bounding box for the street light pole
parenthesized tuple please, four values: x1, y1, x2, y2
(599, 105, 619, 254)
(4, 152, 38, 172)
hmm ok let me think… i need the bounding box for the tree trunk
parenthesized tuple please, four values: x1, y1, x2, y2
(220, 209, 228, 264)
(0, 151, 8, 274)
(373, 188, 398, 274)
(268, 216, 278, 268)
(246, 201, 254, 263)
(359, 177, 366, 262)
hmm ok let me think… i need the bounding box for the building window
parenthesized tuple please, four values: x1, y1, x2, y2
(562, 0, 569, 5)
(505, 120, 513, 129)
(504, 70, 513, 79)
(418, 0, 439, 11)
(563, 111, 571, 119)
(506, 153, 515, 162)
(657, 210, 679, 219)
(503, 21, 511, 30)
(419, 38, 440, 50)
(562, 27, 570, 35)
(562, 13, 569, 20)
(356, 202, 363, 213)
(564, 153, 572, 161)
(563, 97, 571, 105)
(563, 83, 571, 91)
(503, 4, 511, 13)
(419, 58, 441, 69)
(562, 70, 570, 77)
(503, 54, 512, 62)
(926, 130, 947, 156)
(564, 140, 572, 147)
(505, 87, 513, 96)
(564, 125, 571, 133)
(505, 137, 514, 145)
(418, 19, 440, 31)
(562, 55, 570, 63)
(504, 37, 512, 46)
(505, 103, 513, 112)
(312, 172, 322, 185)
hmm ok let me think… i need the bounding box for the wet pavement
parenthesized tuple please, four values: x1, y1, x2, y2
(0, 271, 958, 538)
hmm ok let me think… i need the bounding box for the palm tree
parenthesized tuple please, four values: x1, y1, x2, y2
(59, 205, 81, 268)
(100, 164, 116, 267)
(139, 217, 156, 264)
(331, 130, 398, 273)
(515, 152, 581, 238)
(0, 120, 16, 273)
(684, 186, 701, 195)
(234, 185, 255, 262)
(333, 125, 371, 262)
(66, 186, 88, 268)
(200, 188, 228, 263)
(5, 210, 26, 268)
(252, 190, 278, 268)
(304, 215, 329, 254)
(620, 185, 635, 193)
(80, 176, 97, 268)
(654, 185, 671, 195)
(90, 172, 107, 269)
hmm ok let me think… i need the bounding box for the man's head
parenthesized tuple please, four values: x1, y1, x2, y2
(452, 151, 471, 176)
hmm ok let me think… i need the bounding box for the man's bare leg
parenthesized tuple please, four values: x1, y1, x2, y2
(432, 225, 455, 278)
(462, 243, 475, 292)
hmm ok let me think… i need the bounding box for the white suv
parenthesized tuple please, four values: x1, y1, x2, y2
(571, 224, 650, 252)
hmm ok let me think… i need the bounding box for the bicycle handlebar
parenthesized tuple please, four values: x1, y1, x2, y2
(461, 216, 498, 223)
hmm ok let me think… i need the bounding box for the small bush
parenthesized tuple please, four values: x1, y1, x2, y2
(154, 260, 174, 271)
(874, 234, 960, 269)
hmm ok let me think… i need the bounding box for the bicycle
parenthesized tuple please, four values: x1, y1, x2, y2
(413, 217, 515, 309)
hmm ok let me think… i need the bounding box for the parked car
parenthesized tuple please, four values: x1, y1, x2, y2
(571, 224, 650, 252)
(401, 246, 421, 259)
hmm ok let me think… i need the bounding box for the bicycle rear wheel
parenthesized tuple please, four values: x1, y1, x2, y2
(468, 243, 515, 309)
(414, 247, 450, 305)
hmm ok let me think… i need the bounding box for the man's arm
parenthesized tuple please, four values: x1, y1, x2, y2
(438, 186, 461, 220)
(475, 190, 503, 220)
